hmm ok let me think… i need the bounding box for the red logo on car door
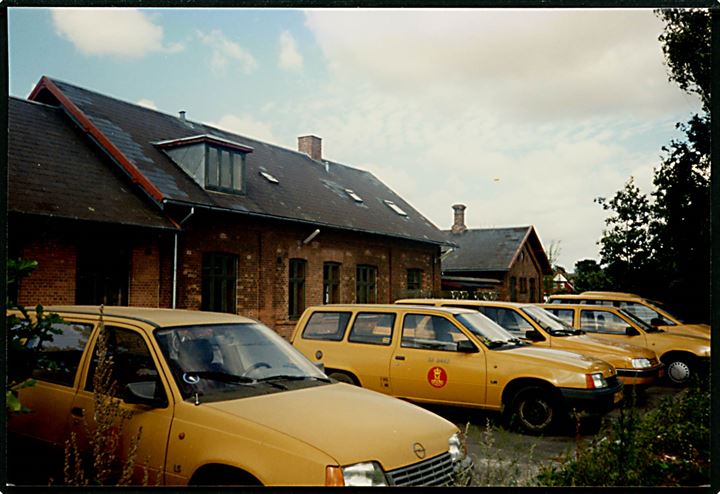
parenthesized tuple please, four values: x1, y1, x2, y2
(427, 366, 447, 388)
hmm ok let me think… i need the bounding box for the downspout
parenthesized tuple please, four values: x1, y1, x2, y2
(172, 207, 195, 309)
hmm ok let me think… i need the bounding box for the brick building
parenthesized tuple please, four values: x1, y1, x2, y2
(441, 205, 552, 302)
(9, 77, 449, 337)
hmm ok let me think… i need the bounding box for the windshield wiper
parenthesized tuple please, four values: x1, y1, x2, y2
(256, 374, 333, 384)
(183, 371, 256, 384)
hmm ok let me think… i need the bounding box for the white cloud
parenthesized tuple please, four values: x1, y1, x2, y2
(209, 114, 279, 145)
(198, 30, 258, 75)
(279, 30, 304, 71)
(51, 8, 183, 58)
(137, 98, 158, 110)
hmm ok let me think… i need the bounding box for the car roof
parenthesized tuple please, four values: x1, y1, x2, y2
(312, 304, 477, 314)
(548, 293, 643, 302)
(396, 298, 532, 309)
(41, 306, 257, 327)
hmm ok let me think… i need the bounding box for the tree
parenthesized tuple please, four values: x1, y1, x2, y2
(572, 259, 613, 293)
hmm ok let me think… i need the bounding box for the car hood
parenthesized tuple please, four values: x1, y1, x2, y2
(203, 382, 457, 470)
(552, 335, 657, 367)
(661, 323, 710, 339)
(505, 345, 611, 373)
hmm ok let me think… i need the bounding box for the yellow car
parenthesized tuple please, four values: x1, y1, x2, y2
(291, 304, 623, 435)
(540, 303, 711, 386)
(546, 292, 710, 338)
(396, 299, 663, 388)
(8, 306, 468, 487)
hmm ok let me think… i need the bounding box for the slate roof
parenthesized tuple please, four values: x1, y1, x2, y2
(28, 77, 448, 245)
(442, 226, 552, 274)
(8, 97, 175, 230)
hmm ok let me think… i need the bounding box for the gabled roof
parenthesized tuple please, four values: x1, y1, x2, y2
(8, 97, 175, 231)
(28, 76, 448, 246)
(441, 226, 552, 275)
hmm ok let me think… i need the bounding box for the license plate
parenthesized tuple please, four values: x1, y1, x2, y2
(613, 390, 623, 404)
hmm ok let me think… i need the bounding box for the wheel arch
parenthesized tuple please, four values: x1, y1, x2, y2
(501, 377, 558, 410)
(189, 463, 263, 486)
(324, 367, 361, 385)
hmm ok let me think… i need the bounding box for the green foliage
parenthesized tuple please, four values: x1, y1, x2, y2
(6, 304, 65, 414)
(536, 384, 710, 486)
(572, 259, 613, 293)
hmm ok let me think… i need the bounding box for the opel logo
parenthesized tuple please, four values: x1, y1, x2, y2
(412, 442, 426, 459)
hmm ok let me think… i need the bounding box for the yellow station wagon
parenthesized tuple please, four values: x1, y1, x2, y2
(8, 306, 469, 487)
(291, 304, 623, 435)
(396, 299, 663, 388)
(540, 303, 711, 386)
(546, 292, 710, 338)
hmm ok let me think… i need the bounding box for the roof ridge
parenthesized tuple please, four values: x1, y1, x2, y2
(11, 95, 62, 110)
(442, 225, 533, 232)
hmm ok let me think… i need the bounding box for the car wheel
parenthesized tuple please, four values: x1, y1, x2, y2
(665, 358, 692, 386)
(511, 386, 557, 435)
(327, 371, 357, 385)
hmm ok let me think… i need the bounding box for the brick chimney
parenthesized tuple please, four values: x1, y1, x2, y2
(298, 135, 322, 161)
(451, 204, 467, 234)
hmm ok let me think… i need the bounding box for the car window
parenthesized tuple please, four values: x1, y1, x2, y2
(545, 309, 574, 326)
(29, 322, 93, 387)
(579, 310, 629, 335)
(302, 312, 351, 341)
(618, 301, 675, 326)
(348, 313, 395, 346)
(401, 314, 470, 352)
(85, 326, 168, 406)
(487, 308, 533, 337)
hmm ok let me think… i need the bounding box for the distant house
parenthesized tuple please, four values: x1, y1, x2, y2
(551, 271, 575, 294)
(441, 205, 552, 302)
(9, 77, 450, 336)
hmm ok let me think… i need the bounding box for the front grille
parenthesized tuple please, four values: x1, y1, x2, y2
(386, 452, 455, 486)
(606, 375, 620, 388)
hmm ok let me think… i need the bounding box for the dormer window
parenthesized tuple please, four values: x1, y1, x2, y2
(155, 135, 253, 194)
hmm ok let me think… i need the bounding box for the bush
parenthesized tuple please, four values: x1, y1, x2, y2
(536, 382, 710, 486)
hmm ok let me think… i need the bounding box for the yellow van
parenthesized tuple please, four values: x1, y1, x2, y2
(540, 303, 710, 386)
(291, 304, 623, 435)
(8, 306, 468, 486)
(546, 292, 710, 337)
(396, 299, 663, 387)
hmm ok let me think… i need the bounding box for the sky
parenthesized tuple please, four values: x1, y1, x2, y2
(7, 7, 702, 270)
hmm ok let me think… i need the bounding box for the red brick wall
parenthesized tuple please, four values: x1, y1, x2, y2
(505, 243, 545, 303)
(17, 235, 76, 306)
(176, 213, 440, 338)
(129, 240, 161, 307)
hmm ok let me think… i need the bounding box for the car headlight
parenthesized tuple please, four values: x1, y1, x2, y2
(631, 358, 652, 369)
(448, 432, 465, 462)
(341, 461, 388, 486)
(586, 372, 608, 389)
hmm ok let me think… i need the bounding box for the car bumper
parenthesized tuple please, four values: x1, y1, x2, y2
(558, 381, 624, 415)
(616, 364, 664, 386)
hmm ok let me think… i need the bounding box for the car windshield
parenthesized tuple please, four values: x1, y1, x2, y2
(619, 309, 661, 333)
(521, 306, 578, 336)
(618, 300, 678, 326)
(454, 312, 524, 349)
(155, 323, 329, 402)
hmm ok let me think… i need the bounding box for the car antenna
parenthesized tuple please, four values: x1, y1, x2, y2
(194, 392, 200, 406)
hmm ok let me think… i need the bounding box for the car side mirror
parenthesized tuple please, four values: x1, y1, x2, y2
(524, 330, 545, 342)
(650, 317, 664, 327)
(625, 326, 640, 336)
(457, 340, 479, 353)
(123, 381, 167, 408)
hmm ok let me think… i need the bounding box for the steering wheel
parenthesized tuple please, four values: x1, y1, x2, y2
(241, 362, 271, 377)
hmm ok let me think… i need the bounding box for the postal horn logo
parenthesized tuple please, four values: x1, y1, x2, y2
(427, 366, 447, 388)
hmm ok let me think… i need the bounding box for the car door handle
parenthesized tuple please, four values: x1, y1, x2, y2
(394, 355, 405, 361)
(71, 407, 85, 417)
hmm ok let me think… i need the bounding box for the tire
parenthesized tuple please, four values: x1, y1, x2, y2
(510, 386, 558, 435)
(327, 371, 358, 385)
(664, 357, 693, 386)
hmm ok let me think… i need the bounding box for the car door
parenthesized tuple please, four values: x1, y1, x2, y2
(9, 319, 93, 450)
(68, 322, 175, 484)
(343, 311, 397, 392)
(389, 312, 486, 407)
(578, 309, 648, 347)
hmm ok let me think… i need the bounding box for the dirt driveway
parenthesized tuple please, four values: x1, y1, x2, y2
(419, 385, 681, 486)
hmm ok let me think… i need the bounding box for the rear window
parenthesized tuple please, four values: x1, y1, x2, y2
(348, 313, 395, 346)
(31, 322, 93, 387)
(302, 312, 351, 341)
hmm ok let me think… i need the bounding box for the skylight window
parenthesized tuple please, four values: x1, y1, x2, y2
(384, 200, 407, 216)
(345, 189, 363, 203)
(260, 171, 279, 184)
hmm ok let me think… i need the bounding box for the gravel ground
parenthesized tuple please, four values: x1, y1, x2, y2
(419, 385, 682, 486)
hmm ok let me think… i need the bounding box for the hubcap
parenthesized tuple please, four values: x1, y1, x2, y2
(667, 361, 691, 384)
(520, 398, 552, 428)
